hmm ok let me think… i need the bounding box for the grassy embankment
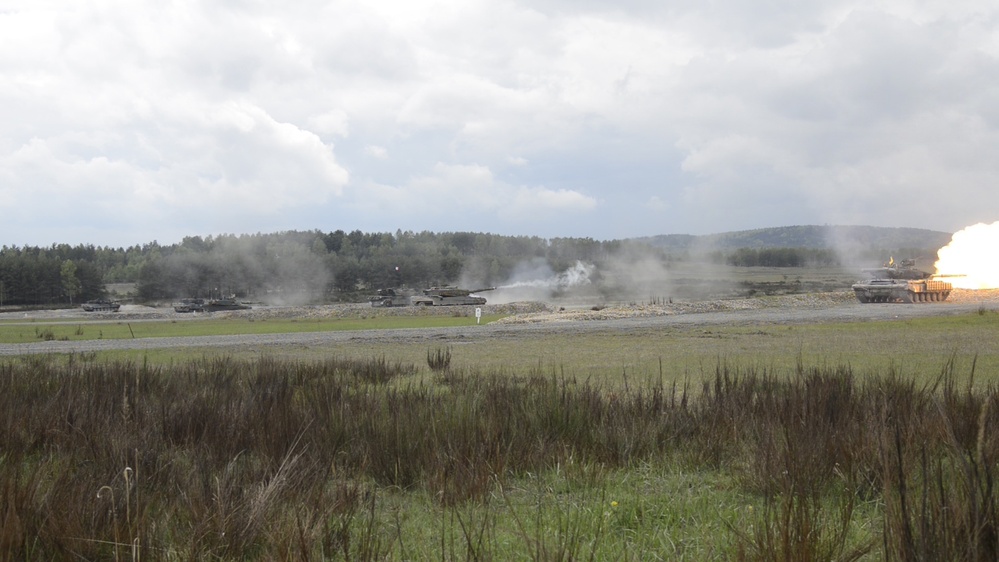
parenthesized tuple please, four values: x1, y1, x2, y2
(2, 312, 999, 559)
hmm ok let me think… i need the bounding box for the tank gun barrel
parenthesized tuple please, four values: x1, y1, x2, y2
(469, 287, 496, 293)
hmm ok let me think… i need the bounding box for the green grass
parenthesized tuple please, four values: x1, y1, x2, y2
(38, 311, 999, 396)
(4, 303, 999, 560)
(4, 351, 984, 560)
(376, 464, 764, 560)
(0, 313, 507, 343)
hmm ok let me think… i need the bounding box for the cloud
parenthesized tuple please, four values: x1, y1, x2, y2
(309, 110, 350, 138)
(2, 1, 999, 247)
(347, 162, 595, 226)
(364, 145, 389, 159)
(503, 186, 598, 219)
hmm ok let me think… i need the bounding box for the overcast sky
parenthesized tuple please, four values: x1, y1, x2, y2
(2, 1, 998, 248)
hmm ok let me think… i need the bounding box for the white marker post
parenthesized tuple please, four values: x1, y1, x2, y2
(475, 307, 482, 324)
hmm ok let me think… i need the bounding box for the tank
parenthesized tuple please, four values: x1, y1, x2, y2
(173, 298, 205, 313)
(369, 288, 413, 307)
(411, 286, 496, 306)
(851, 258, 953, 303)
(81, 299, 121, 312)
(203, 297, 251, 311)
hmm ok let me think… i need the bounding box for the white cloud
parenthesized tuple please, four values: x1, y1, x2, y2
(347, 162, 595, 225)
(502, 186, 598, 220)
(364, 145, 389, 159)
(309, 110, 350, 138)
(2, 0, 999, 246)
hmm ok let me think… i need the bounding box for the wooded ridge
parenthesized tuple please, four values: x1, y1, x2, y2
(0, 225, 952, 306)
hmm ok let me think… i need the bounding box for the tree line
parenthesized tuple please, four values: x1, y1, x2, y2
(1, 229, 875, 307)
(0, 231, 628, 306)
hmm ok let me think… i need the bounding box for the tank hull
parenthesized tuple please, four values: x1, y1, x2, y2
(852, 279, 952, 303)
(411, 295, 487, 306)
(81, 300, 121, 312)
(203, 298, 251, 311)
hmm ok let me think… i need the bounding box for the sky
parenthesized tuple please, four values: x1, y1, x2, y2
(2, 1, 999, 248)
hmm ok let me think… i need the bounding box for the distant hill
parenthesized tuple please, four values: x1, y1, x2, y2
(635, 225, 954, 254)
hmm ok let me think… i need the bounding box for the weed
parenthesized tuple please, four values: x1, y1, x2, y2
(427, 346, 452, 373)
(34, 327, 55, 341)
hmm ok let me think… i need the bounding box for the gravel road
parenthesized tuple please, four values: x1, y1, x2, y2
(2, 289, 998, 356)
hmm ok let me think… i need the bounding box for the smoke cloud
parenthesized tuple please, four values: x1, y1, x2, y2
(485, 259, 597, 304)
(482, 241, 678, 306)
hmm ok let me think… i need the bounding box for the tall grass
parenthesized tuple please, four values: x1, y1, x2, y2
(1, 354, 998, 559)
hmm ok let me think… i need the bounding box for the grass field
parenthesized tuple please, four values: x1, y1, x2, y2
(3, 311, 999, 560)
(31, 310, 999, 392)
(0, 313, 508, 344)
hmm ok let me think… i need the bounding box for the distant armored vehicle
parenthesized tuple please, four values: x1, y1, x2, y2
(852, 258, 954, 303)
(81, 299, 121, 312)
(174, 298, 205, 313)
(369, 288, 413, 307)
(411, 286, 495, 306)
(203, 297, 251, 311)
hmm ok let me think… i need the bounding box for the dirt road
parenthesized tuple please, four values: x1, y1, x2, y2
(2, 290, 997, 356)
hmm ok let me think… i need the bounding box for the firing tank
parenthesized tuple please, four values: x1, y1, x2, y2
(411, 286, 496, 306)
(369, 288, 413, 307)
(851, 258, 953, 303)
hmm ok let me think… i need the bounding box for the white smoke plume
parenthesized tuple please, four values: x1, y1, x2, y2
(484, 259, 597, 304)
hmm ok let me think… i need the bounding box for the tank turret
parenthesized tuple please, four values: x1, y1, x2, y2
(860, 258, 932, 280)
(852, 258, 953, 303)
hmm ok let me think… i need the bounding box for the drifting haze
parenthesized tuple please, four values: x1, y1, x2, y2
(3, 2, 999, 247)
